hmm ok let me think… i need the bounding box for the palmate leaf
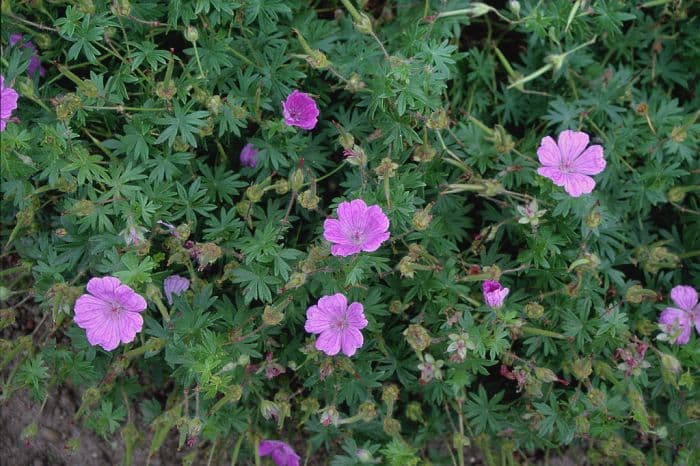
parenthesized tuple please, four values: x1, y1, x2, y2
(155, 102, 209, 148)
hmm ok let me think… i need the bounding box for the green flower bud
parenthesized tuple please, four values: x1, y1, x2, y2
(289, 168, 304, 192)
(236, 200, 252, 217)
(184, 26, 199, 42)
(0, 287, 10, 301)
(572, 357, 592, 381)
(262, 305, 284, 326)
(207, 95, 222, 115)
(426, 109, 449, 130)
(111, 0, 131, 16)
(353, 13, 374, 35)
(686, 402, 700, 419)
(411, 203, 433, 231)
(585, 209, 602, 229)
(155, 80, 177, 100)
(35, 33, 52, 50)
(412, 143, 437, 163)
(403, 324, 431, 352)
(660, 353, 681, 387)
(575, 415, 589, 436)
(525, 302, 544, 320)
(245, 184, 265, 202)
(406, 401, 423, 422)
(381, 384, 400, 415)
(534, 367, 558, 383)
(374, 157, 399, 179)
(299, 190, 320, 210)
(17, 77, 34, 99)
(357, 401, 376, 422)
(669, 126, 687, 143)
(382, 417, 401, 436)
(625, 285, 658, 304)
(587, 388, 606, 408)
(285, 272, 307, 289)
(345, 73, 366, 93)
(274, 179, 289, 195)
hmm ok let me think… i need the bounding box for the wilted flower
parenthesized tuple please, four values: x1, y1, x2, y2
(282, 90, 319, 130)
(240, 143, 258, 168)
(417, 353, 444, 384)
(516, 199, 546, 227)
(73, 276, 147, 351)
(658, 285, 700, 345)
(483, 280, 509, 309)
(447, 332, 476, 361)
(0, 75, 19, 132)
(259, 440, 300, 466)
(304, 293, 368, 357)
(319, 405, 341, 427)
(163, 275, 190, 305)
(9, 34, 45, 77)
(614, 338, 650, 377)
(537, 130, 606, 197)
(323, 199, 390, 257)
(120, 221, 148, 246)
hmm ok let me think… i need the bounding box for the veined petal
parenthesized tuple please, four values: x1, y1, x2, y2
(557, 130, 589, 162)
(670, 285, 699, 311)
(571, 145, 606, 175)
(537, 136, 561, 166)
(316, 330, 342, 356)
(562, 173, 596, 197)
(340, 327, 364, 356)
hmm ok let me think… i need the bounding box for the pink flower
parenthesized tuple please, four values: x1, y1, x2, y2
(258, 440, 300, 466)
(163, 275, 190, 305)
(304, 293, 368, 357)
(73, 276, 147, 351)
(9, 34, 45, 78)
(240, 143, 258, 168)
(658, 285, 700, 345)
(323, 199, 390, 257)
(282, 90, 319, 130)
(0, 75, 19, 132)
(537, 130, 606, 197)
(483, 280, 509, 309)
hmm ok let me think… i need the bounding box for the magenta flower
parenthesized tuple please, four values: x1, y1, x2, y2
(163, 275, 190, 305)
(282, 90, 319, 130)
(304, 293, 368, 357)
(259, 440, 300, 466)
(73, 276, 147, 351)
(537, 130, 606, 197)
(483, 280, 509, 309)
(658, 285, 700, 345)
(323, 199, 390, 257)
(0, 75, 19, 132)
(240, 143, 258, 167)
(9, 34, 45, 77)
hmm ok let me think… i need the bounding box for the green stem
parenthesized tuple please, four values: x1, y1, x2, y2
(191, 41, 206, 78)
(522, 326, 568, 340)
(679, 250, 700, 259)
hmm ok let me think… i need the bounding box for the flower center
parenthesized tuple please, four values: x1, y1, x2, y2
(331, 314, 349, 331)
(349, 230, 365, 246)
(559, 161, 572, 173)
(108, 301, 123, 314)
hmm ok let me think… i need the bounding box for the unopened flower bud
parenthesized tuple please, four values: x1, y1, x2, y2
(625, 285, 657, 304)
(572, 358, 592, 380)
(299, 190, 320, 209)
(575, 415, 590, 436)
(206, 95, 222, 115)
(285, 272, 307, 290)
(111, 0, 131, 16)
(383, 417, 401, 436)
(289, 168, 304, 191)
(338, 130, 355, 150)
(184, 26, 199, 42)
(666, 187, 686, 203)
(357, 401, 376, 422)
(18, 77, 35, 99)
(374, 157, 399, 179)
(660, 353, 681, 387)
(353, 13, 374, 35)
(412, 203, 433, 231)
(381, 384, 399, 414)
(534, 367, 558, 383)
(403, 324, 431, 352)
(273, 179, 289, 195)
(236, 199, 252, 217)
(525, 302, 544, 320)
(155, 80, 177, 100)
(585, 209, 602, 229)
(245, 184, 265, 202)
(399, 256, 417, 277)
(345, 73, 366, 93)
(669, 126, 687, 143)
(0, 287, 10, 301)
(426, 108, 449, 130)
(260, 400, 279, 421)
(262, 305, 284, 326)
(35, 33, 51, 50)
(587, 388, 606, 408)
(508, 0, 520, 16)
(406, 401, 423, 422)
(412, 143, 437, 163)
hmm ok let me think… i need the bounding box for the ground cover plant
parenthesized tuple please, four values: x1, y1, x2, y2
(1, 0, 699, 464)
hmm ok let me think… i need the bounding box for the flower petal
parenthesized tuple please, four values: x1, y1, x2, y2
(557, 130, 589, 163)
(346, 302, 368, 329)
(341, 327, 364, 356)
(331, 243, 362, 257)
(73, 295, 110, 327)
(659, 307, 692, 345)
(118, 311, 144, 344)
(571, 144, 605, 175)
(537, 166, 567, 186)
(670, 285, 699, 311)
(317, 293, 347, 317)
(305, 305, 334, 333)
(86, 276, 122, 301)
(115, 285, 147, 313)
(316, 330, 342, 356)
(537, 136, 561, 166)
(323, 218, 349, 243)
(562, 173, 596, 197)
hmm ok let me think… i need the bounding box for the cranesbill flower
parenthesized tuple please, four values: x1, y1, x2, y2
(163, 275, 190, 305)
(537, 130, 606, 197)
(240, 143, 258, 168)
(0, 75, 19, 132)
(73, 276, 147, 351)
(282, 90, 319, 130)
(304, 293, 368, 357)
(658, 285, 700, 345)
(258, 440, 300, 466)
(323, 199, 390, 257)
(483, 280, 509, 309)
(9, 34, 45, 77)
